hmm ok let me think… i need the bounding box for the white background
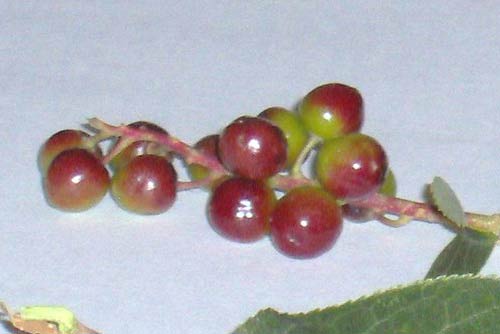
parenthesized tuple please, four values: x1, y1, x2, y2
(1, 1, 499, 333)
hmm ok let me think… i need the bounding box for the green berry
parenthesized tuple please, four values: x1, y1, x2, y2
(299, 83, 363, 139)
(259, 107, 309, 169)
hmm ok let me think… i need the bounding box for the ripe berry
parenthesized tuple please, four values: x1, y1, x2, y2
(208, 177, 276, 243)
(258, 107, 309, 169)
(110, 121, 171, 171)
(111, 154, 177, 215)
(315, 133, 388, 200)
(218, 116, 287, 179)
(270, 186, 342, 259)
(299, 83, 363, 139)
(38, 129, 101, 174)
(44, 148, 110, 211)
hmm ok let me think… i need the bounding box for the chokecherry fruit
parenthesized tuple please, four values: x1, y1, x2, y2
(111, 154, 177, 215)
(44, 148, 110, 211)
(315, 133, 388, 200)
(208, 177, 276, 243)
(38, 129, 101, 174)
(110, 121, 171, 171)
(270, 186, 342, 259)
(188, 134, 220, 186)
(218, 116, 287, 179)
(299, 83, 363, 139)
(258, 107, 309, 169)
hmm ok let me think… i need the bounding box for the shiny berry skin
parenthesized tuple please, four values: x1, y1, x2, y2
(208, 177, 276, 243)
(110, 121, 171, 171)
(111, 154, 177, 215)
(315, 133, 388, 200)
(270, 186, 342, 259)
(38, 129, 101, 174)
(299, 83, 363, 139)
(44, 148, 110, 211)
(188, 134, 220, 185)
(258, 107, 309, 169)
(218, 116, 287, 179)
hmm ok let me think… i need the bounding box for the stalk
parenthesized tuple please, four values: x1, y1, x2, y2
(88, 118, 500, 236)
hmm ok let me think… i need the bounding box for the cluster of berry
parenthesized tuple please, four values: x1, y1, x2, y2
(39, 122, 176, 215)
(39, 83, 392, 259)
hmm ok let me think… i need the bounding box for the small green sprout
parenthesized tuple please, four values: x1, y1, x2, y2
(18, 306, 78, 334)
(0, 302, 100, 334)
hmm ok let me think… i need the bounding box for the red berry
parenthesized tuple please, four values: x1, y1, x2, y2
(208, 177, 276, 243)
(39, 129, 101, 174)
(128, 120, 168, 134)
(111, 154, 177, 215)
(270, 186, 342, 259)
(110, 121, 171, 170)
(188, 134, 220, 187)
(44, 148, 110, 211)
(315, 133, 387, 200)
(299, 83, 363, 139)
(218, 116, 287, 179)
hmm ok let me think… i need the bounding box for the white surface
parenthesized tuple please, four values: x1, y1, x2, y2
(1, 1, 499, 333)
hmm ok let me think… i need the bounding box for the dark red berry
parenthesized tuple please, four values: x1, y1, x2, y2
(218, 116, 287, 179)
(270, 186, 342, 259)
(208, 177, 276, 243)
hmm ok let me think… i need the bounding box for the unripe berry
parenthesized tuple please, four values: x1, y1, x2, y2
(299, 83, 363, 139)
(315, 133, 387, 200)
(188, 134, 220, 187)
(258, 107, 309, 169)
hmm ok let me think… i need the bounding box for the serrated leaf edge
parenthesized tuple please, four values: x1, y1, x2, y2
(269, 274, 500, 317)
(429, 176, 467, 227)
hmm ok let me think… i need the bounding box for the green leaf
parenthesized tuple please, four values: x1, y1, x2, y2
(426, 229, 496, 279)
(429, 176, 467, 227)
(233, 275, 500, 334)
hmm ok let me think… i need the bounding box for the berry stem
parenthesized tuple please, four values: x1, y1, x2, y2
(88, 118, 500, 236)
(88, 118, 226, 173)
(177, 176, 219, 191)
(348, 193, 500, 235)
(290, 135, 322, 177)
(102, 136, 134, 165)
(270, 174, 318, 191)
